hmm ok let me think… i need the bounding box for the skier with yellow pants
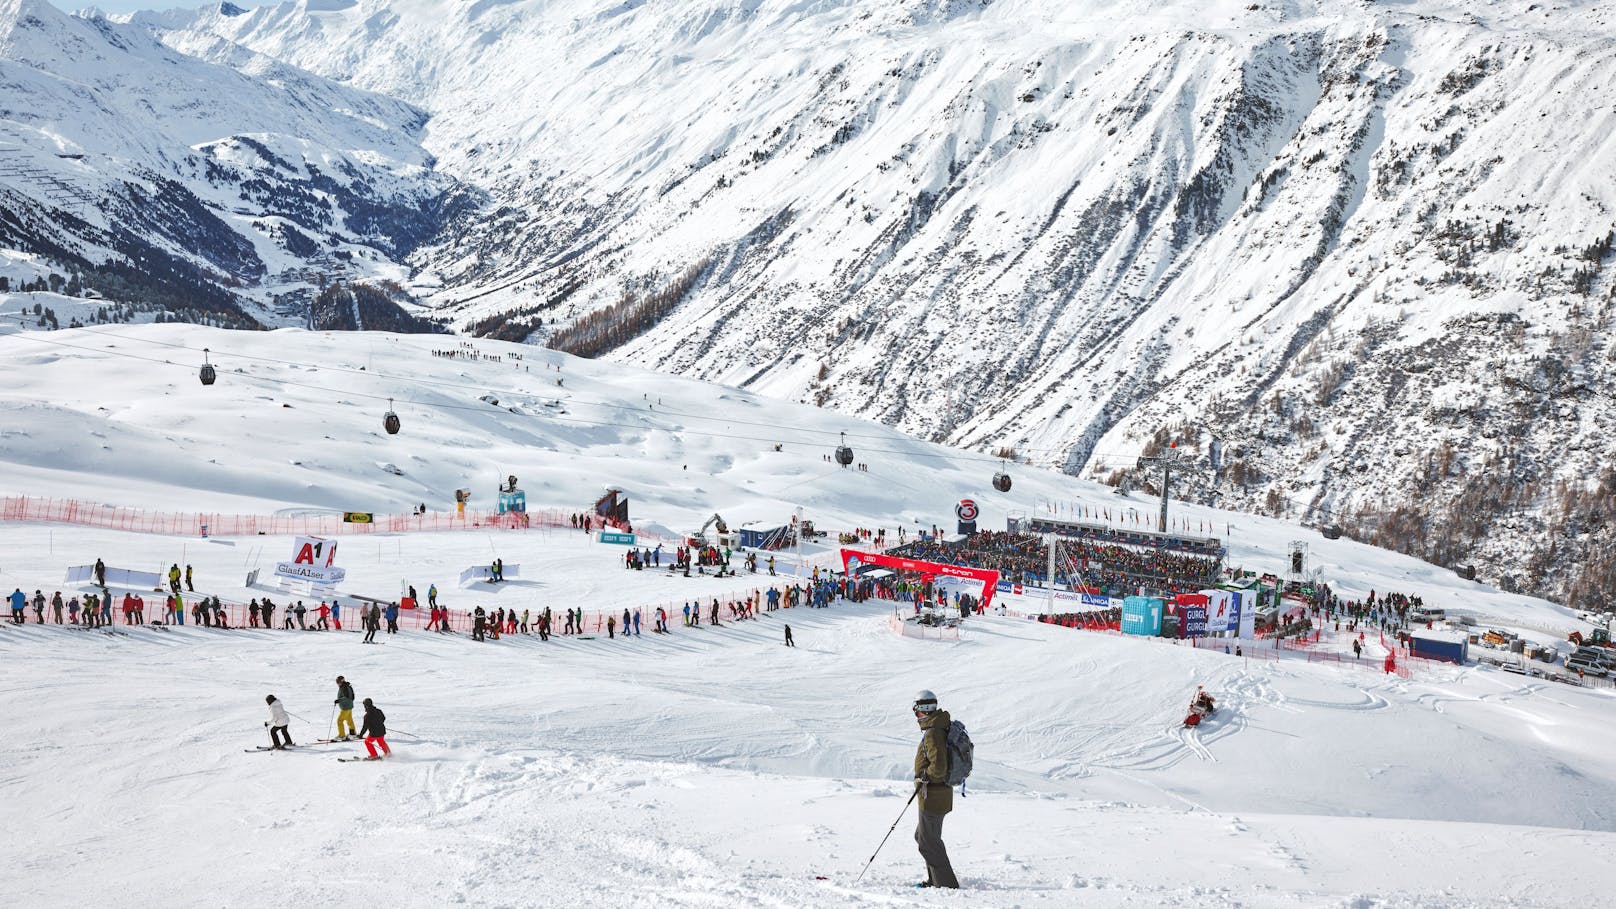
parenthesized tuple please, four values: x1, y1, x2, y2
(334, 676, 356, 740)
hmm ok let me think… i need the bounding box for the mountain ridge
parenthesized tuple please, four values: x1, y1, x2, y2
(0, 0, 467, 325)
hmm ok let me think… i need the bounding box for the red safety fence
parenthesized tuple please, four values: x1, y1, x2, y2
(0, 495, 684, 541)
(994, 609, 1435, 679)
(1035, 613, 1122, 632)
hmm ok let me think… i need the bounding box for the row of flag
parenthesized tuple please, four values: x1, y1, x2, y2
(1036, 498, 1221, 535)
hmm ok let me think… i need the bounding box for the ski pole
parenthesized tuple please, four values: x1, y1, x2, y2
(855, 789, 917, 884)
(327, 703, 336, 740)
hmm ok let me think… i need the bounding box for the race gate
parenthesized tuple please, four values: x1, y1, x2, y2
(839, 548, 1000, 611)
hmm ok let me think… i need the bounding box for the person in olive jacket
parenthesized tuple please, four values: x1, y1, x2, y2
(360, 698, 391, 760)
(911, 690, 959, 889)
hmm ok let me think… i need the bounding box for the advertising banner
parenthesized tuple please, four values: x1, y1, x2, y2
(955, 498, 978, 536)
(1204, 590, 1234, 634)
(63, 565, 162, 589)
(1227, 591, 1242, 633)
(1180, 605, 1207, 637)
(598, 531, 636, 545)
(274, 562, 347, 584)
(459, 564, 521, 584)
(1120, 596, 1163, 636)
(275, 535, 345, 585)
(840, 548, 999, 611)
(1237, 591, 1256, 639)
(1174, 592, 1209, 637)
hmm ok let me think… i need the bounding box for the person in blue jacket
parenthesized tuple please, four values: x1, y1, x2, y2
(384, 601, 399, 634)
(9, 588, 26, 624)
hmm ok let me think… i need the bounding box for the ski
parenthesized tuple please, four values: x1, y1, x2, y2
(246, 741, 338, 752)
(337, 757, 383, 762)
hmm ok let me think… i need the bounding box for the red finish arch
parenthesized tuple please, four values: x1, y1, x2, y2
(839, 548, 1000, 610)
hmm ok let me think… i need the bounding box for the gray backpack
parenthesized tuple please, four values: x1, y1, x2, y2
(944, 720, 974, 787)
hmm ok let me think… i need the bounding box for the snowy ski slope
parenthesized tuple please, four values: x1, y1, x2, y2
(0, 322, 1612, 907)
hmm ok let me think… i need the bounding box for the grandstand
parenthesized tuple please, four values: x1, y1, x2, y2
(888, 521, 1225, 598)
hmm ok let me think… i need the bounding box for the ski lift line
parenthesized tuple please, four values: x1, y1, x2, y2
(86, 327, 1136, 462)
(12, 330, 1150, 472)
(0, 331, 1032, 465)
(55, 326, 1141, 460)
(54, 326, 919, 445)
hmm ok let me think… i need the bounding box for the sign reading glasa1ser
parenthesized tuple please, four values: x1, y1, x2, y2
(274, 535, 346, 585)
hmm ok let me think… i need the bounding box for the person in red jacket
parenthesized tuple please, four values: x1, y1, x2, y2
(316, 602, 330, 630)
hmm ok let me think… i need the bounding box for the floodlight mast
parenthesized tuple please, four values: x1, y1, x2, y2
(1046, 532, 1056, 616)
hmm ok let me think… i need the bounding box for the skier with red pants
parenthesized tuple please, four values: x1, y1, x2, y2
(360, 698, 390, 760)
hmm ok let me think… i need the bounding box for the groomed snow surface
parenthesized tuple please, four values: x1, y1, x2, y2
(0, 324, 1612, 907)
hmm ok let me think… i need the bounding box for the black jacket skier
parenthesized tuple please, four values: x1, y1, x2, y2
(360, 700, 386, 738)
(359, 698, 391, 759)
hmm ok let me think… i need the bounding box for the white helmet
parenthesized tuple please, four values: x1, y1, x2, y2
(913, 690, 939, 713)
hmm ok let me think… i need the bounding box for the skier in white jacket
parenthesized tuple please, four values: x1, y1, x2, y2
(265, 695, 294, 750)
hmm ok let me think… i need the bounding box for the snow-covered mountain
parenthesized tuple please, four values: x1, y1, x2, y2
(131, 0, 1616, 604)
(6, 0, 1616, 602)
(0, 0, 470, 325)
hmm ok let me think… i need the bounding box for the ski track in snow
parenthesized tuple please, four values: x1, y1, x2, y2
(2, 600, 1613, 907)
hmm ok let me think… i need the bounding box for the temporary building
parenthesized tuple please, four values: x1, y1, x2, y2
(1409, 629, 1469, 664)
(737, 523, 792, 550)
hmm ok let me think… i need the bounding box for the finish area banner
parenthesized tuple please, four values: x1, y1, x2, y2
(839, 549, 1000, 610)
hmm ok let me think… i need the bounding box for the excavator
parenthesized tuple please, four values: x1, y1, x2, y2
(690, 513, 728, 548)
(1568, 626, 1613, 648)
